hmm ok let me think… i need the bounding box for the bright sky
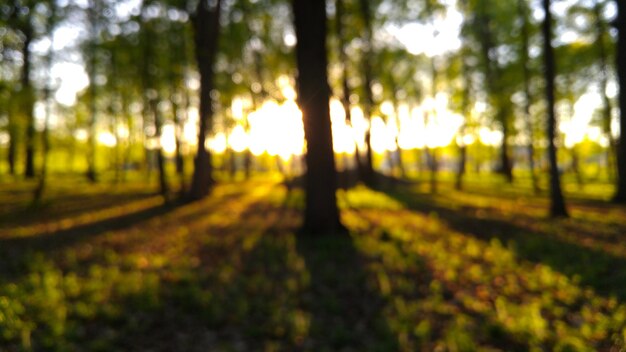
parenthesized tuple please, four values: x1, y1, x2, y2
(24, 0, 617, 156)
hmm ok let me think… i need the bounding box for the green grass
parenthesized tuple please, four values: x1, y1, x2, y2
(0, 177, 625, 351)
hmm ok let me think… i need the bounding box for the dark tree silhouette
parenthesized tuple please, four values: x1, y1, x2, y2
(292, 0, 344, 235)
(85, 0, 100, 183)
(614, 0, 626, 203)
(542, 0, 568, 217)
(188, 0, 222, 200)
(357, 0, 377, 187)
(335, 0, 364, 178)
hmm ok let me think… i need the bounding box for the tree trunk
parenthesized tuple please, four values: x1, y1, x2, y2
(8, 118, 16, 175)
(22, 27, 36, 179)
(151, 100, 169, 196)
(518, 0, 539, 194)
(476, 0, 513, 183)
(86, 1, 98, 183)
(188, 0, 222, 200)
(499, 115, 513, 182)
(358, 0, 376, 187)
(335, 0, 364, 177)
(594, 0, 617, 182)
(33, 30, 56, 203)
(455, 143, 467, 190)
(614, 0, 626, 203)
(542, 0, 568, 217)
(570, 146, 584, 188)
(292, 0, 344, 235)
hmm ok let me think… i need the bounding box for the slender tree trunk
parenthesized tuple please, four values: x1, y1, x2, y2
(335, 0, 364, 177)
(476, 0, 513, 183)
(292, 0, 344, 235)
(542, 0, 568, 217)
(34, 31, 55, 202)
(358, 0, 376, 187)
(121, 92, 132, 182)
(140, 13, 168, 197)
(570, 146, 584, 188)
(428, 59, 438, 193)
(388, 77, 405, 179)
(86, 1, 98, 183)
(455, 143, 467, 190)
(456, 54, 471, 191)
(172, 96, 186, 192)
(594, 0, 617, 183)
(614, 0, 626, 203)
(189, 0, 222, 200)
(153, 104, 169, 196)
(22, 27, 36, 179)
(518, 0, 539, 194)
(8, 117, 16, 175)
(498, 107, 514, 183)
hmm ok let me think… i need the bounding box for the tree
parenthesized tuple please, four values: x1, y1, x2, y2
(614, 0, 626, 203)
(292, 0, 344, 234)
(188, 0, 223, 200)
(357, 0, 377, 186)
(33, 0, 61, 202)
(542, 0, 568, 217)
(334, 0, 364, 178)
(518, 0, 540, 194)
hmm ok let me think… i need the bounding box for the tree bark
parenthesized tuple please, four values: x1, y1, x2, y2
(292, 0, 344, 235)
(188, 0, 222, 200)
(476, 0, 513, 183)
(593, 0, 617, 182)
(22, 25, 36, 179)
(335, 0, 364, 178)
(542, 0, 568, 217)
(614, 0, 626, 203)
(85, 1, 98, 183)
(8, 113, 17, 175)
(518, 0, 539, 193)
(357, 0, 376, 187)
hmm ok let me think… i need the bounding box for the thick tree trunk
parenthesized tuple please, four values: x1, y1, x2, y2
(292, 0, 344, 235)
(188, 0, 222, 200)
(614, 0, 626, 203)
(542, 0, 568, 217)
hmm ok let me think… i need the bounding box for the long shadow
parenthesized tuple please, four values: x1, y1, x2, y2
(295, 231, 398, 351)
(0, 201, 192, 287)
(381, 186, 626, 300)
(0, 191, 158, 227)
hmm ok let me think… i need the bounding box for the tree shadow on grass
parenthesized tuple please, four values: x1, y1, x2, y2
(295, 231, 398, 351)
(380, 186, 626, 300)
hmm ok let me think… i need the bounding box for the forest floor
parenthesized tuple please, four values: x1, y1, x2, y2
(1, 177, 626, 351)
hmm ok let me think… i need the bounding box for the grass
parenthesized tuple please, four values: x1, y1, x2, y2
(0, 176, 625, 351)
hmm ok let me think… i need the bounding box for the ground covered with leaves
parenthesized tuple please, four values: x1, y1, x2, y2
(1, 178, 625, 351)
